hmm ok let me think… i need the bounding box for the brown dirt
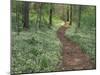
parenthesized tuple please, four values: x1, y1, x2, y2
(57, 26, 95, 71)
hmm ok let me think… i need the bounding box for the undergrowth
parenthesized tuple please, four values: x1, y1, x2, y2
(11, 29, 61, 74)
(65, 24, 96, 64)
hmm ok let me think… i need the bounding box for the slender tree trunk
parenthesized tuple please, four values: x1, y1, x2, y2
(69, 5, 72, 25)
(16, 1, 20, 35)
(39, 3, 42, 28)
(78, 5, 81, 28)
(23, 2, 29, 30)
(75, 5, 81, 32)
(35, 3, 45, 31)
(67, 6, 69, 21)
(49, 4, 53, 28)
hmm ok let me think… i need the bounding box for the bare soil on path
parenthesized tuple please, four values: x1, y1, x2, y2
(57, 26, 95, 71)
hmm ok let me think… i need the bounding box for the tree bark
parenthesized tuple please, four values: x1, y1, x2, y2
(67, 6, 69, 21)
(78, 5, 81, 28)
(49, 4, 53, 28)
(75, 5, 81, 32)
(16, 1, 20, 35)
(23, 2, 29, 30)
(69, 5, 72, 25)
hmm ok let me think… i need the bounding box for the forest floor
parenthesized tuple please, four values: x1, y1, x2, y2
(57, 25, 95, 71)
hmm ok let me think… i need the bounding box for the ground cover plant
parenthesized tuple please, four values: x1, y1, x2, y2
(11, 0, 96, 74)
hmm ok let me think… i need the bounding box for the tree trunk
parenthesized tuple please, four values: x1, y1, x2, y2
(69, 5, 72, 25)
(16, 1, 20, 35)
(49, 4, 53, 28)
(78, 5, 81, 28)
(23, 2, 29, 30)
(75, 5, 81, 32)
(67, 6, 69, 21)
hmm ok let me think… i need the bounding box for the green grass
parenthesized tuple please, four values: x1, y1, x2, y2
(11, 29, 61, 74)
(65, 24, 96, 64)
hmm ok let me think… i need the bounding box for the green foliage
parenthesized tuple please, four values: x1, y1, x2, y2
(66, 28, 96, 63)
(80, 6, 96, 30)
(11, 29, 61, 74)
(11, 12, 23, 32)
(65, 6, 96, 64)
(11, 1, 96, 74)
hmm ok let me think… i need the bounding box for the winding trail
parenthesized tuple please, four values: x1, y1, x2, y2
(57, 26, 95, 71)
